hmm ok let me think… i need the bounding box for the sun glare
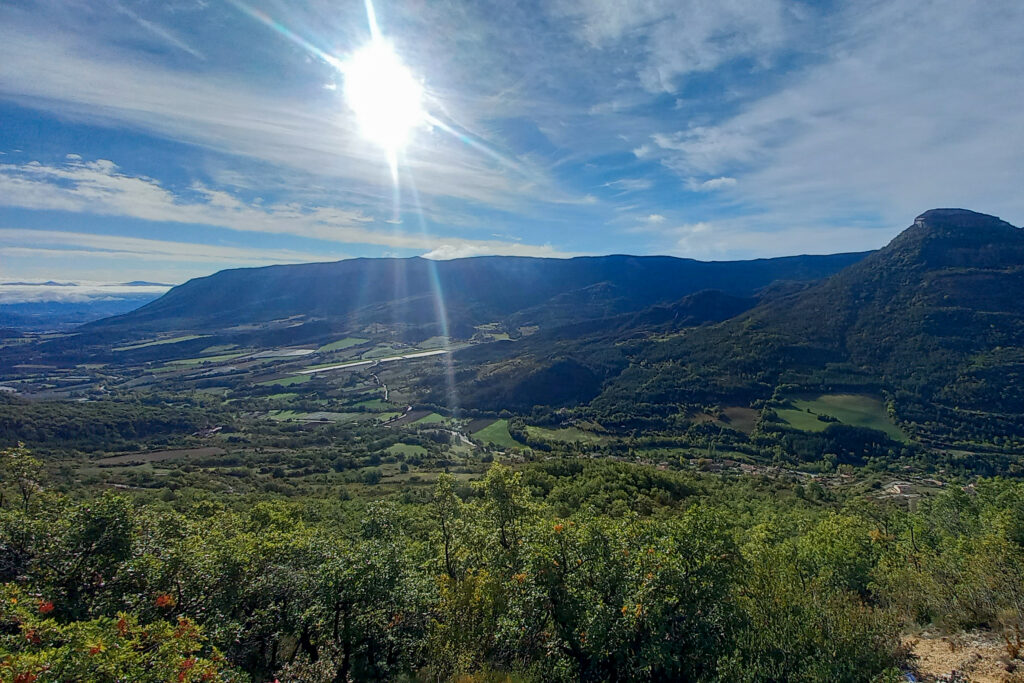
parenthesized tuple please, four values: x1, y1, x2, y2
(342, 41, 424, 153)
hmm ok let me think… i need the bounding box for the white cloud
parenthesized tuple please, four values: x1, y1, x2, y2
(642, 0, 1024, 234)
(0, 158, 574, 256)
(0, 281, 171, 304)
(688, 176, 738, 192)
(602, 177, 653, 193)
(0, 228, 346, 266)
(0, 24, 581, 213)
(553, 0, 792, 92)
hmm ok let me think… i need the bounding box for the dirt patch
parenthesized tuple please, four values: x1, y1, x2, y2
(96, 446, 226, 466)
(909, 631, 1024, 682)
(720, 407, 759, 434)
(466, 418, 497, 433)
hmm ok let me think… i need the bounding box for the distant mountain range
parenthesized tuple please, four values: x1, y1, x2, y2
(0, 281, 171, 331)
(0, 295, 166, 331)
(85, 252, 868, 341)
(11, 207, 1022, 448)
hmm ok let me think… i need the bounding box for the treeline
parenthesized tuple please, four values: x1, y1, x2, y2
(3, 450, 1024, 681)
(0, 394, 229, 454)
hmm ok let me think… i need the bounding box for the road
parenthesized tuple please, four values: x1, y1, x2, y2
(295, 348, 451, 375)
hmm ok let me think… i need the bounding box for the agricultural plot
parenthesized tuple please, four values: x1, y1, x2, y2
(258, 374, 311, 387)
(719, 407, 759, 434)
(95, 446, 226, 465)
(169, 352, 248, 365)
(471, 419, 518, 449)
(525, 425, 609, 445)
(776, 393, 906, 441)
(387, 443, 428, 457)
(317, 337, 370, 352)
(113, 335, 208, 351)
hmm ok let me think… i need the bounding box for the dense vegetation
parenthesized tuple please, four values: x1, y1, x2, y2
(2, 209, 1024, 680)
(4, 446, 1024, 681)
(0, 394, 228, 454)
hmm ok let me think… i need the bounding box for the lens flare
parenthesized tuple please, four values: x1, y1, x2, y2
(342, 41, 424, 153)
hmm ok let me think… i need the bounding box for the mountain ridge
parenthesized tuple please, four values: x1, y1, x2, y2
(84, 251, 871, 340)
(586, 208, 1024, 444)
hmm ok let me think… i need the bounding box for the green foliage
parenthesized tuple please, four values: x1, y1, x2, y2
(0, 584, 242, 682)
(7, 444, 1024, 681)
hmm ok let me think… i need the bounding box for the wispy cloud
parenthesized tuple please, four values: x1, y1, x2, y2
(687, 176, 737, 192)
(0, 158, 577, 256)
(640, 0, 1024, 238)
(110, 0, 205, 60)
(0, 21, 583, 213)
(551, 0, 794, 92)
(602, 178, 653, 193)
(0, 228, 346, 267)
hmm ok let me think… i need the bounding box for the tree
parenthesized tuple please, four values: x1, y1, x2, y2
(0, 445, 44, 511)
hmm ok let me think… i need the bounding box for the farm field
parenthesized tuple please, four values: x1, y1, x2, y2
(112, 334, 208, 351)
(258, 374, 312, 387)
(95, 446, 226, 465)
(471, 418, 518, 448)
(776, 393, 906, 441)
(169, 352, 249, 365)
(316, 337, 369, 352)
(526, 425, 608, 445)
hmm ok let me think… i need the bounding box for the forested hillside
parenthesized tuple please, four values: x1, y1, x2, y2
(4, 449, 1024, 682)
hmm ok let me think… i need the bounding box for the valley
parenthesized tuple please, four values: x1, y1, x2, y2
(3, 209, 1024, 682)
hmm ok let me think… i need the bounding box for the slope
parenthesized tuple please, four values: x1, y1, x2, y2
(593, 209, 1024, 445)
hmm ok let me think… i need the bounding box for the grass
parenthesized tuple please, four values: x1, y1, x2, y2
(777, 393, 906, 441)
(525, 425, 608, 445)
(719, 407, 759, 434)
(387, 443, 428, 457)
(258, 374, 311, 387)
(113, 334, 207, 351)
(169, 352, 248, 366)
(96, 446, 225, 465)
(413, 412, 446, 425)
(317, 337, 369, 352)
(200, 344, 238, 355)
(472, 419, 519, 449)
(417, 336, 451, 349)
(265, 392, 299, 400)
(354, 398, 390, 410)
(362, 345, 406, 359)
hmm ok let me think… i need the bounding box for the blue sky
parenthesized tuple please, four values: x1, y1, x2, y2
(1, 0, 1022, 301)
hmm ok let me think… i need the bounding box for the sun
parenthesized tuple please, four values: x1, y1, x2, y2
(342, 41, 424, 153)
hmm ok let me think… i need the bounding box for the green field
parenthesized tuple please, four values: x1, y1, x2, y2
(412, 412, 445, 425)
(169, 352, 248, 365)
(317, 337, 369, 352)
(472, 418, 518, 448)
(354, 398, 390, 410)
(387, 443, 428, 457)
(258, 374, 311, 387)
(776, 393, 906, 441)
(113, 334, 208, 351)
(200, 344, 238, 355)
(525, 425, 608, 445)
(363, 344, 411, 359)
